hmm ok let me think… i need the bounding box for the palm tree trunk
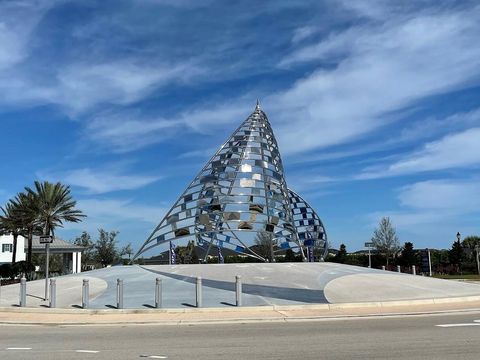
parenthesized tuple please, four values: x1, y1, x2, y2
(12, 233, 18, 265)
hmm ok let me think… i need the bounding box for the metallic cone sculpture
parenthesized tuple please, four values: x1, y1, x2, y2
(133, 103, 327, 262)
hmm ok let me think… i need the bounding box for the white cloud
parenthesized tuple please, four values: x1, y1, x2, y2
(358, 127, 480, 179)
(60, 198, 168, 240)
(0, 1, 56, 70)
(267, 4, 480, 154)
(76, 198, 166, 225)
(53, 61, 203, 114)
(366, 178, 480, 240)
(291, 26, 317, 43)
(85, 110, 183, 152)
(84, 99, 251, 152)
(399, 179, 480, 212)
(38, 167, 162, 194)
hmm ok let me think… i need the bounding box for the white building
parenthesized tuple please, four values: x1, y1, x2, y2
(29, 237, 85, 274)
(0, 235, 84, 274)
(0, 234, 26, 264)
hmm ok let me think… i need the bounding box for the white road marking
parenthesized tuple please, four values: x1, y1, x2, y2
(75, 350, 100, 353)
(436, 323, 480, 327)
(6, 347, 32, 350)
(140, 355, 167, 359)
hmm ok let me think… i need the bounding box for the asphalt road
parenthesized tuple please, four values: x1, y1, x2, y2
(0, 312, 479, 359)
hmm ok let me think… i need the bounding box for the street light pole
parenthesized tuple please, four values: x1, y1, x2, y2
(476, 245, 480, 276)
(45, 242, 49, 301)
(368, 247, 371, 268)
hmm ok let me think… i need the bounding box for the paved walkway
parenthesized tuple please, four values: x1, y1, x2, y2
(1, 300, 480, 325)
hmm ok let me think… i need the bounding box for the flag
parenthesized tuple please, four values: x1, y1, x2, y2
(218, 246, 224, 264)
(170, 241, 176, 265)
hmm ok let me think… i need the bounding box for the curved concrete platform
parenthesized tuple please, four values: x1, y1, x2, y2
(1, 263, 479, 309)
(324, 273, 480, 303)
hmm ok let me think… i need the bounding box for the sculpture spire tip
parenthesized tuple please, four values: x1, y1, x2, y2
(255, 99, 261, 111)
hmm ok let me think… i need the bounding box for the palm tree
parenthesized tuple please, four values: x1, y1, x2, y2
(0, 200, 23, 265)
(13, 191, 41, 277)
(25, 181, 85, 239)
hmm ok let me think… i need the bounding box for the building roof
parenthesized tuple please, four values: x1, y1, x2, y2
(27, 237, 86, 253)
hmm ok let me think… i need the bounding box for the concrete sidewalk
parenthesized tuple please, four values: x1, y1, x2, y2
(1, 296, 480, 326)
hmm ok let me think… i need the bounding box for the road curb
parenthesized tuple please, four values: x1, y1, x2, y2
(2, 308, 480, 327)
(2, 294, 480, 315)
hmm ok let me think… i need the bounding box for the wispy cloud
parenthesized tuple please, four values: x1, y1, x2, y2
(366, 178, 480, 242)
(270, 3, 480, 154)
(399, 179, 480, 212)
(38, 167, 162, 194)
(358, 127, 480, 179)
(60, 198, 168, 241)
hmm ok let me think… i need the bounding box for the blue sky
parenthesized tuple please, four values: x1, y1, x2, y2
(1, 0, 480, 251)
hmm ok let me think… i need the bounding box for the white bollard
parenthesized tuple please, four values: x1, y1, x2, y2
(49, 278, 56, 308)
(19, 278, 27, 307)
(412, 265, 416, 275)
(155, 278, 162, 308)
(196, 277, 202, 308)
(235, 275, 242, 307)
(397, 265, 401, 273)
(82, 279, 89, 309)
(117, 278, 124, 309)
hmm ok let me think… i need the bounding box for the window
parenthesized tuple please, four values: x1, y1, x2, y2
(2, 244, 13, 252)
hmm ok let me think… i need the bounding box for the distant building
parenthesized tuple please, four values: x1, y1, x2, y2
(0, 234, 84, 274)
(28, 237, 85, 274)
(0, 234, 26, 264)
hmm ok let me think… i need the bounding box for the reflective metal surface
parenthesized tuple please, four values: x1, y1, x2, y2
(133, 103, 327, 262)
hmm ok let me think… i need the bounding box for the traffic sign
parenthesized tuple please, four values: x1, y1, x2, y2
(364, 242, 374, 248)
(39, 236, 53, 244)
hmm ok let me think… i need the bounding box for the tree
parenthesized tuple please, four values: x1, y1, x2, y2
(13, 191, 42, 278)
(284, 249, 296, 262)
(400, 242, 417, 267)
(449, 239, 464, 274)
(120, 243, 134, 260)
(95, 229, 120, 267)
(461, 236, 480, 274)
(74, 231, 95, 265)
(254, 232, 275, 262)
(26, 181, 85, 238)
(371, 217, 400, 267)
(334, 244, 347, 264)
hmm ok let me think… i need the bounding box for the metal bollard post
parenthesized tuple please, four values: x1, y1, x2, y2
(412, 265, 416, 275)
(196, 276, 202, 308)
(19, 277, 27, 307)
(155, 278, 162, 308)
(382, 266, 386, 271)
(82, 279, 89, 309)
(49, 279, 56, 308)
(397, 265, 401, 273)
(117, 278, 123, 309)
(235, 275, 242, 307)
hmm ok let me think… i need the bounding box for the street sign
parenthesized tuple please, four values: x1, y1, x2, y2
(364, 242, 374, 248)
(39, 236, 53, 244)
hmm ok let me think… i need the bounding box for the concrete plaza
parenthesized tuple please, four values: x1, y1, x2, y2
(1, 263, 480, 310)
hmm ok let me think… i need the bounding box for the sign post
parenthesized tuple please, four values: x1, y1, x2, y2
(365, 242, 374, 268)
(40, 235, 53, 301)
